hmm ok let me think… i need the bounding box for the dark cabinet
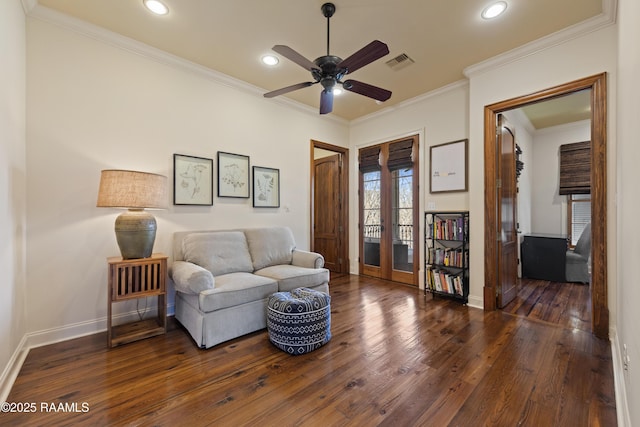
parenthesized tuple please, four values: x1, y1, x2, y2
(521, 234, 568, 282)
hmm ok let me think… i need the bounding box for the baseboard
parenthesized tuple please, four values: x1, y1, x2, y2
(26, 302, 175, 349)
(466, 294, 483, 309)
(0, 335, 29, 404)
(0, 303, 175, 402)
(611, 329, 632, 427)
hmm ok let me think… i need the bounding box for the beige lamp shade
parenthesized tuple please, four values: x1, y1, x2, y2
(97, 170, 168, 259)
(97, 169, 168, 209)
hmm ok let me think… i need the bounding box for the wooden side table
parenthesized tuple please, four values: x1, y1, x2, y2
(107, 253, 168, 347)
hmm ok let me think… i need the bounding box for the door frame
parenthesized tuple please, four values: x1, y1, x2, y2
(483, 73, 608, 338)
(310, 140, 350, 274)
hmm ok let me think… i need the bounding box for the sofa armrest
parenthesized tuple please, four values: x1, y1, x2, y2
(292, 249, 325, 269)
(170, 261, 215, 294)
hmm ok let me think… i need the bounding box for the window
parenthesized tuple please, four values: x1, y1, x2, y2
(568, 194, 591, 246)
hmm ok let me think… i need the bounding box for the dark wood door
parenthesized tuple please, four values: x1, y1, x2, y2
(497, 115, 518, 307)
(314, 154, 342, 273)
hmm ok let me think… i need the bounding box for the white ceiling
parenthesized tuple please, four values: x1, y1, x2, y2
(34, 0, 604, 121)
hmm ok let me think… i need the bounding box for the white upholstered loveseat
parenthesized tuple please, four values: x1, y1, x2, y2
(170, 227, 329, 348)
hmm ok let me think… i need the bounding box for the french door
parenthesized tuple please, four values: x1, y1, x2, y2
(359, 135, 419, 286)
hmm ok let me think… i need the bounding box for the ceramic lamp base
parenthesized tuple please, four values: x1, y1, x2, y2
(114, 209, 157, 259)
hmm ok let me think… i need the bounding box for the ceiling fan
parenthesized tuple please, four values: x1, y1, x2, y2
(263, 2, 392, 115)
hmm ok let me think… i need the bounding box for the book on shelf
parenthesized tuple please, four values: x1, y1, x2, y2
(429, 215, 468, 241)
(426, 268, 464, 296)
(427, 247, 468, 268)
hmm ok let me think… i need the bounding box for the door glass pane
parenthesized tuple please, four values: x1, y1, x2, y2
(392, 167, 413, 272)
(363, 170, 381, 267)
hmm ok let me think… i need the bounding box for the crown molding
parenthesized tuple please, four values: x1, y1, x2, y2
(351, 79, 469, 125)
(464, 0, 617, 79)
(27, 4, 348, 126)
(20, 0, 37, 14)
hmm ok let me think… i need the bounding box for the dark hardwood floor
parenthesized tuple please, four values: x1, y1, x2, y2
(4, 275, 615, 426)
(503, 277, 592, 332)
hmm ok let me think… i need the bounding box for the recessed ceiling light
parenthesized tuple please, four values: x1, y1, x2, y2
(482, 1, 507, 19)
(143, 0, 169, 16)
(261, 55, 279, 66)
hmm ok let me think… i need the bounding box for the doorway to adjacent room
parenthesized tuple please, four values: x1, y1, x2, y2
(483, 73, 608, 338)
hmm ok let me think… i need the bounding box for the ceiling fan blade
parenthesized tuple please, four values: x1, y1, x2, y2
(272, 45, 320, 72)
(337, 40, 390, 74)
(264, 81, 315, 98)
(342, 79, 392, 102)
(319, 90, 334, 114)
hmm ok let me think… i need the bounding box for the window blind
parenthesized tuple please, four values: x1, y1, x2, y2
(387, 138, 414, 171)
(559, 141, 590, 195)
(570, 195, 591, 246)
(359, 145, 381, 172)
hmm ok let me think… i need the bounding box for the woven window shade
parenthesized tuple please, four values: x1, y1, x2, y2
(559, 141, 590, 195)
(387, 138, 414, 170)
(359, 145, 381, 172)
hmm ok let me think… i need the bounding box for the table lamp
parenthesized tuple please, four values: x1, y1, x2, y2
(97, 169, 168, 259)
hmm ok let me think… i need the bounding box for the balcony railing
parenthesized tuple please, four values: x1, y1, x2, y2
(363, 224, 413, 249)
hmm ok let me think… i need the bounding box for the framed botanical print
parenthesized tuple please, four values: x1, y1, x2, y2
(173, 154, 213, 205)
(253, 166, 280, 208)
(217, 151, 250, 198)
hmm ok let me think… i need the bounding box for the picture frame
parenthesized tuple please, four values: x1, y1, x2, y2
(252, 166, 280, 208)
(429, 139, 468, 193)
(217, 151, 250, 198)
(173, 154, 213, 205)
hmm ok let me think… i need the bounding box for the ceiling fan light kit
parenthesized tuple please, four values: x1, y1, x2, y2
(263, 2, 392, 115)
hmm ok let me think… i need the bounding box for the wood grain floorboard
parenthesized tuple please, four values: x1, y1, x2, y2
(3, 274, 616, 426)
(503, 278, 592, 332)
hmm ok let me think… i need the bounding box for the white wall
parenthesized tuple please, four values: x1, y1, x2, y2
(25, 16, 348, 342)
(0, 0, 28, 400)
(616, 0, 640, 424)
(348, 82, 469, 285)
(531, 120, 591, 235)
(465, 24, 618, 311)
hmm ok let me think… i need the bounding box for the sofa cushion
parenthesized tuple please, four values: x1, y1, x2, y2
(196, 272, 278, 313)
(255, 265, 329, 292)
(182, 231, 253, 276)
(245, 227, 295, 270)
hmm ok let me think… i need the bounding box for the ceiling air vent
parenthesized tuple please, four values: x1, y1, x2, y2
(385, 53, 414, 70)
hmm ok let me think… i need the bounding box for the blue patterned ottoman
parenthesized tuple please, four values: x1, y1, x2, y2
(267, 287, 331, 355)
